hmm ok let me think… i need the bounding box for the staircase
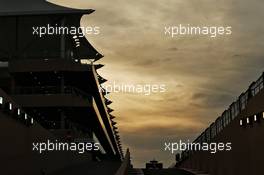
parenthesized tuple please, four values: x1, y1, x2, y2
(128, 168, 144, 175)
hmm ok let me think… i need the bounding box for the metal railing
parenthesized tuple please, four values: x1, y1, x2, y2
(14, 86, 90, 98)
(180, 72, 264, 161)
(0, 88, 34, 127)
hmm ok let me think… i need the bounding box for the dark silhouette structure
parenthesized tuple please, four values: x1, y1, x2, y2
(175, 73, 264, 175)
(146, 160, 163, 170)
(0, 0, 124, 174)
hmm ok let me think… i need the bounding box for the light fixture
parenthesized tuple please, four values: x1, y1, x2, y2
(73, 35, 77, 39)
(31, 118, 34, 125)
(0, 97, 3, 104)
(9, 103, 12, 110)
(246, 117, 250, 124)
(254, 115, 257, 122)
(17, 108, 21, 115)
(25, 113, 28, 120)
(239, 119, 243, 126)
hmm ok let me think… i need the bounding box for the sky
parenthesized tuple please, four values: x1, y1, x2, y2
(51, 0, 264, 167)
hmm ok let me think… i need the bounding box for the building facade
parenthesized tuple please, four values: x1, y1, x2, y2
(0, 0, 123, 174)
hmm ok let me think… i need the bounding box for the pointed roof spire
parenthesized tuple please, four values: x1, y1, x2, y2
(105, 98, 113, 105)
(94, 64, 104, 70)
(98, 75, 107, 84)
(112, 121, 117, 126)
(107, 107, 114, 113)
(109, 114, 116, 119)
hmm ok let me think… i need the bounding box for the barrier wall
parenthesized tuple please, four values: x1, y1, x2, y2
(0, 114, 93, 175)
(0, 87, 93, 175)
(179, 89, 264, 175)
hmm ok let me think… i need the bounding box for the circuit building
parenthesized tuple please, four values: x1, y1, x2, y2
(0, 0, 125, 174)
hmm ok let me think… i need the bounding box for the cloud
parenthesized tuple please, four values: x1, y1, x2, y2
(51, 0, 264, 167)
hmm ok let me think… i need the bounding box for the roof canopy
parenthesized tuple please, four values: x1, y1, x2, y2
(0, 0, 94, 16)
(0, 0, 103, 61)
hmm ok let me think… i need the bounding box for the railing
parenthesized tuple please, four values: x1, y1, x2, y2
(13, 86, 93, 128)
(9, 50, 76, 60)
(0, 88, 34, 127)
(115, 149, 131, 175)
(14, 86, 90, 98)
(14, 85, 123, 158)
(179, 72, 264, 161)
(251, 75, 264, 96)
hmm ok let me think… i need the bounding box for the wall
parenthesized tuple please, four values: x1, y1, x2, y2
(0, 112, 93, 175)
(179, 89, 264, 175)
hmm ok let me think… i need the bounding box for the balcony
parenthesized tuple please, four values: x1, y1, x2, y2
(13, 86, 94, 107)
(9, 58, 92, 73)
